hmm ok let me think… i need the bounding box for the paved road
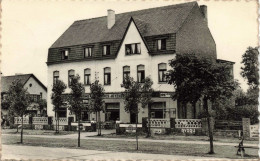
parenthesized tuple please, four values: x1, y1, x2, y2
(1, 144, 226, 160)
(2, 132, 258, 147)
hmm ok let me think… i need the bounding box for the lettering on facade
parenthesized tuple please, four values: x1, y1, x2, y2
(159, 93, 172, 98)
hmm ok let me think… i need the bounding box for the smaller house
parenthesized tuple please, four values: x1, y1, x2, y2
(1, 74, 47, 119)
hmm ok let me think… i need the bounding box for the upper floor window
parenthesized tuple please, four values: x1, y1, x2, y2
(104, 67, 111, 85)
(53, 71, 59, 85)
(84, 47, 93, 58)
(137, 65, 145, 83)
(61, 50, 69, 60)
(125, 43, 141, 55)
(123, 66, 130, 81)
(68, 70, 75, 86)
(103, 45, 111, 56)
(158, 63, 167, 82)
(84, 68, 91, 85)
(157, 39, 166, 50)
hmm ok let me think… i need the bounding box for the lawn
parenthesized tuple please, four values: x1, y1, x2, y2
(1, 129, 76, 135)
(2, 134, 258, 159)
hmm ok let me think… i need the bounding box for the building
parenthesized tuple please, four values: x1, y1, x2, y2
(47, 2, 222, 124)
(1, 74, 47, 119)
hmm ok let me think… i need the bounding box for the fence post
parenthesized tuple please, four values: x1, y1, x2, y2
(242, 118, 250, 138)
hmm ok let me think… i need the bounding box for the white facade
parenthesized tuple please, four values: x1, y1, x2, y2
(47, 21, 177, 121)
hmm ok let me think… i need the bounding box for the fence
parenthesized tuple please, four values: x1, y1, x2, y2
(14, 117, 29, 124)
(148, 119, 171, 128)
(32, 117, 48, 125)
(215, 120, 242, 130)
(175, 119, 202, 128)
(52, 117, 68, 126)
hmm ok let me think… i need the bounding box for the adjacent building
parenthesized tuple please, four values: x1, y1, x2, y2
(47, 2, 225, 124)
(1, 74, 47, 119)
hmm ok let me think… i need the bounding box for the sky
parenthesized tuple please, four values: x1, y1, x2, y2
(1, 0, 258, 91)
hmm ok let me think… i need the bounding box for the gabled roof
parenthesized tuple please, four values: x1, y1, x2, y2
(50, 1, 197, 48)
(1, 74, 47, 93)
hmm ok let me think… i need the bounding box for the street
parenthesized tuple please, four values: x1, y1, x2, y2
(1, 144, 226, 160)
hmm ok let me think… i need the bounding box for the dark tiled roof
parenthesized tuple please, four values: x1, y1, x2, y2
(1, 74, 47, 93)
(50, 1, 197, 48)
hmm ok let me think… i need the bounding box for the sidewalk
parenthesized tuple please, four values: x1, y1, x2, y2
(2, 144, 227, 160)
(2, 132, 258, 147)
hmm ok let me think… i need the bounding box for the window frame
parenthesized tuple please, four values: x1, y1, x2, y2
(104, 67, 111, 85)
(103, 45, 111, 56)
(84, 68, 91, 85)
(68, 69, 75, 86)
(53, 71, 59, 85)
(61, 49, 69, 60)
(125, 43, 141, 55)
(137, 65, 145, 83)
(123, 66, 130, 82)
(157, 39, 167, 51)
(158, 63, 167, 83)
(84, 47, 93, 58)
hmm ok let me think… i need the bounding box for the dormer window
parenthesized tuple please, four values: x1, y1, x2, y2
(103, 45, 111, 56)
(157, 39, 166, 51)
(84, 47, 93, 57)
(125, 43, 141, 55)
(61, 50, 69, 60)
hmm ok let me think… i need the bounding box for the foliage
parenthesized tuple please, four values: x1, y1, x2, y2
(6, 80, 31, 116)
(51, 80, 67, 112)
(241, 47, 259, 88)
(88, 80, 105, 113)
(121, 76, 141, 114)
(140, 77, 154, 108)
(67, 75, 86, 115)
(37, 99, 47, 117)
(168, 53, 238, 104)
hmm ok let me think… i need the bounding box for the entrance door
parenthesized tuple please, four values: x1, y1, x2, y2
(105, 103, 120, 121)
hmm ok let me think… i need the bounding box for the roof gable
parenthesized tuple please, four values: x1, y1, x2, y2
(50, 1, 197, 48)
(1, 74, 47, 93)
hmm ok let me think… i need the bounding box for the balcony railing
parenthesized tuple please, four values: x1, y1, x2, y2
(175, 119, 202, 128)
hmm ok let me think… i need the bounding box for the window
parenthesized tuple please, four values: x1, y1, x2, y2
(137, 65, 145, 83)
(157, 39, 166, 50)
(53, 71, 59, 85)
(84, 68, 91, 85)
(123, 66, 130, 81)
(158, 63, 167, 82)
(61, 50, 69, 60)
(103, 45, 111, 56)
(84, 47, 93, 57)
(125, 43, 141, 55)
(104, 67, 111, 85)
(68, 70, 75, 86)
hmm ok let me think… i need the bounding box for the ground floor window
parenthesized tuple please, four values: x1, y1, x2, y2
(105, 103, 120, 121)
(151, 102, 166, 119)
(57, 109, 67, 118)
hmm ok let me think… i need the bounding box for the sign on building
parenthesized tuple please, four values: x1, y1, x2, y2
(250, 125, 259, 138)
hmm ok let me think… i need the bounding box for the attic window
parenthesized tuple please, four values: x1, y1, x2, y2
(157, 39, 166, 51)
(103, 45, 111, 56)
(84, 47, 93, 57)
(29, 83, 32, 87)
(125, 43, 141, 55)
(61, 50, 69, 60)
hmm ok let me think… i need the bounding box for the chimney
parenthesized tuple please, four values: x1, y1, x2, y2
(200, 5, 207, 23)
(107, 9, 115, 29)
(15, 73, 23, 75)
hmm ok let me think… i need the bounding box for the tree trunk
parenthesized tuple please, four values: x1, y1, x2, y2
(78, 112, 81, 147)
(98, 111, 101, 136)
(57, 112, 60, 133)
(147, 104, 151, 137)
(21, 115, 23, 144)
(193, 102, 196, 119)
(136, 114, 138, 150)
(203, 97, 214, 154)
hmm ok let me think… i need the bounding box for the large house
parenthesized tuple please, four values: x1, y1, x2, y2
(1, 74, 47, 119)
(47, 2, 232, 124)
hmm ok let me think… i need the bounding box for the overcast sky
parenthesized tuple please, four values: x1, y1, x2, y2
(1, 0, 258, 91)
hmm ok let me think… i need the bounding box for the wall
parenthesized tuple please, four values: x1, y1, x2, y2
(24, 77, 47, 100)
(176, 5, 216, 59)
